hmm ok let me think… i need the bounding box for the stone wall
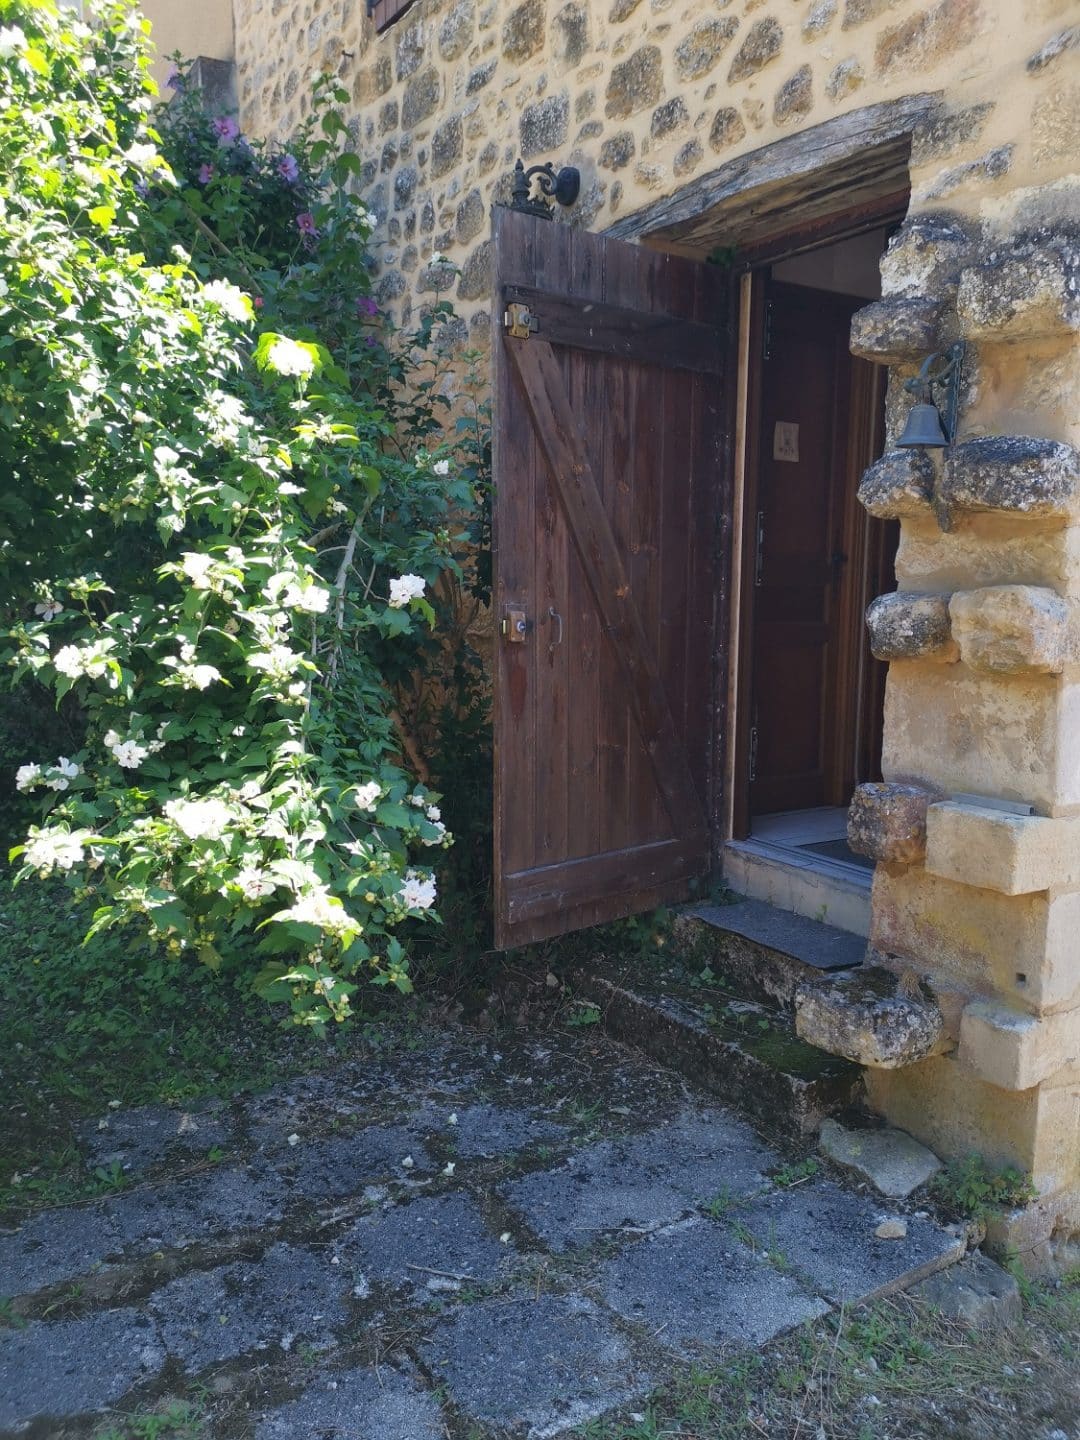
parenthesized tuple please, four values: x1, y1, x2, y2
(229, 0, 1079, 340)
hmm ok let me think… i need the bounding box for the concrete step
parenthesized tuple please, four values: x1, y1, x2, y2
(575, 962, 863, 1139)
(669, 897, 866, 1012)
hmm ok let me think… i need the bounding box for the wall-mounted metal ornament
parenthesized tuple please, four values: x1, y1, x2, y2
(897, 342, 966, 449)
(509, 159, 581, 219)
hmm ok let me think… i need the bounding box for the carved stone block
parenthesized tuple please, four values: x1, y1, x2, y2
(949, 584, 1069, 674)
(866, 592, 958, 663)
(940, 437, 1080, 518)
(848, 781, 941, 865)
(858, 448, 936, 519)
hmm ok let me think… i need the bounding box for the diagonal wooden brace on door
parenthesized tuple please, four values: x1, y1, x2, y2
(506, 335, 708, 838)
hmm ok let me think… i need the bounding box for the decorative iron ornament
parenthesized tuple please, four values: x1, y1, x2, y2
(509, 159, 581, 219)
(897, 342, 966, 449)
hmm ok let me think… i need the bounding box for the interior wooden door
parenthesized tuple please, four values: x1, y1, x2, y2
(748, 281, 866, 817)
(492, 206, 728, 949)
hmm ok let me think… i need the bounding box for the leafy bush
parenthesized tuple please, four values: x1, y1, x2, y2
(0, 0, 488, 1026)
(930, 1154, 1036, 1219)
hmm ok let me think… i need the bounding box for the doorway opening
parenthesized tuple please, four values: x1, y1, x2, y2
(732, 227, 900, 883)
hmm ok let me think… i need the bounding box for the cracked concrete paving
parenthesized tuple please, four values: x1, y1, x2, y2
(0, 1025, 965, 1438)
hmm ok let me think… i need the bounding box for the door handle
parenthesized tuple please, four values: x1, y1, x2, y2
(548, 607, 563, 649)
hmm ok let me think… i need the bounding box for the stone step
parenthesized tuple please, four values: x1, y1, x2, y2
(575, 963, 863, 1138)
(669, 897, 866, 1012)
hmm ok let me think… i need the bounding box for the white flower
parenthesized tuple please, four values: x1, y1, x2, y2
(34, 600, 62, 621)
(400, 869, 437, 912)
(388, 574, 426, 609)
(164, 797, 233, 840)
(15, 763, 42, 791)
(23, 827, 88, 874)
(0, 26, 26, 59)
(442, 1162, 455, 1177)
(401, 1155, 415, 1169)
(426, 805, 441, 822)
(247, 644, 302, 681)
(421, 820, 448, 846)
(282, 582, 331, 614)
(45, 757, 80, 791)
(181, 664, 221, 691)
(448, 1112, 458, 1126)
(278, 889, 356, 935)
(236, 867, 276, 900)
(200, 279, 252, 324)
(180, 551, 216, 590)
(356, 206, 375, 228)
(153, 444, 180, 470)
(266, 337, 315, 378)
(355, 780, 382, 812)
(112, 740, 149, 769)
(125, 141, 159, 170)
(409, 794, 426, 807)
(53, 642, 110, 679)
(429, 252, 450, 266)
(432, 459, 450, 477)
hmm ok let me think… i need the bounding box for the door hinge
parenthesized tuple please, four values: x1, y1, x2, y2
(754, 509, 766, 587)
(762, 300, 773, 362)
(748, 725, 759, 783)
(503, 302, 538, 340)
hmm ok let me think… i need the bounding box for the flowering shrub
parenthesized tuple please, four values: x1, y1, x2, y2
(0, 0, 482, 1025)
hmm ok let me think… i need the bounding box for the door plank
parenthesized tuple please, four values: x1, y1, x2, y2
(501, 284, 725, 374)
(504, 835, 706, 922)
(506, 334, 707, 839)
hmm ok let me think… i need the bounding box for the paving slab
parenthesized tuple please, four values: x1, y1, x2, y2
(255, 1365, 444, 1440)
(148, 1241, 348, 1372)
(0, 1200, 117, 1297)
(283, 1126, 433, 1200)
(339, 1192, 513, 1296)
(80, 1100, 232, 1177)
(421, 1293, 654, 1438)
(107, 1159, 289, 1254)
(735, 1178, 964, 1305)
(688, 899, 865, 971)
(820, 1118, 943, 1198)
(0, 1307, 165, 1427)
(418, 1100, 568, 1159)
(599, 1217, 829, 1354)
(500, 1109, 772, 1252)
(914, 1251, 1022, 1329)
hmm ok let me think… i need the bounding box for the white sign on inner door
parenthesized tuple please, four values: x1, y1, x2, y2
(773, 421, 800, 463)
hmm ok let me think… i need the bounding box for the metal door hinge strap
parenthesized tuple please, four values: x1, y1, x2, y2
(504, 303, 538, 340)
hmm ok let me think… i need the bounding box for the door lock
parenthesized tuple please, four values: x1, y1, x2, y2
(501, 609, 527, 642)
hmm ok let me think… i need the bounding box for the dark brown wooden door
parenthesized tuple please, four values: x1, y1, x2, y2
(492, 207, 728, 949)
(748, 281, 884, 816)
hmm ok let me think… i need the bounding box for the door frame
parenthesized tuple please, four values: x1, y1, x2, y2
(718, 193, 910, 849)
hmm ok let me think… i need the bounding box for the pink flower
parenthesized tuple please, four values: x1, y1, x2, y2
(355, 296, 379, 318)
(254, 296, 264, 309)
(197, 163, 214, 185)
(213, 115, 240, 145)
(296, 211, 318, 237)
(277, 153, 299, 183)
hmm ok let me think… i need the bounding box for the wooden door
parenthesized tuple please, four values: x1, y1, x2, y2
(492, 207, 728, 949)
(747, 281, 883, 817)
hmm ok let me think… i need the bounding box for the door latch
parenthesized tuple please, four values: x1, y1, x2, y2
(501, 609, 527, 642)
(503, 303, 538, 340)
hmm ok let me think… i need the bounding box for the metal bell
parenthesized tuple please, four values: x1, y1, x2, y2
(896, 401, 948, 449)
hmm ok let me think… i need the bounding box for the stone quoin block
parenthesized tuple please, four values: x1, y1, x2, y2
(866, 592, 959, 664)
(858, 448, 936, 519)
(939, 437, 1080, 518)
(879, 213, 983, 300)
(957, 244, 1080, 343)
(925, 802, 1080, 896)
(795, 967, 949, 1069)
(848, 781, 940, 865)
(958, 1000, 1080, 1092)
(849, 296, 947, 365)
(948, 585, 1070, 674)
